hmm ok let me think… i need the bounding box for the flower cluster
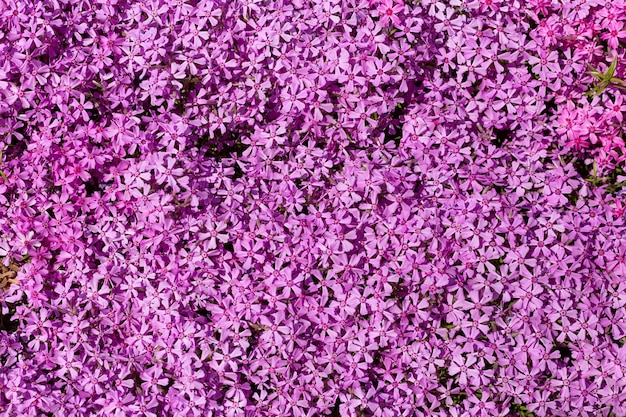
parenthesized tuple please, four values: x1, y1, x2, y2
(1, 0, 626, 416)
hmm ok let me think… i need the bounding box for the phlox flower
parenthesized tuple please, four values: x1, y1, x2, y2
(377, 0, 404, 27)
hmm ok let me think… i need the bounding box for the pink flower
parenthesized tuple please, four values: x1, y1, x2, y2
(377, 0, 404, 27)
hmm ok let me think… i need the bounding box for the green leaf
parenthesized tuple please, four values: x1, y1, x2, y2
(0, 151, 5, 182)
(587, 56, 626, 96)
(608, 55, 618, 78)
(510, 402, 537, 417)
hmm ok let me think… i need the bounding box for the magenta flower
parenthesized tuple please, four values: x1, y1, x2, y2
(2, 1, 626, 416)
(377, 0, 404, 27)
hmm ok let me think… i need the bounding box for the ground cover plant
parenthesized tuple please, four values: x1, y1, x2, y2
(1, 0, 626, 416)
